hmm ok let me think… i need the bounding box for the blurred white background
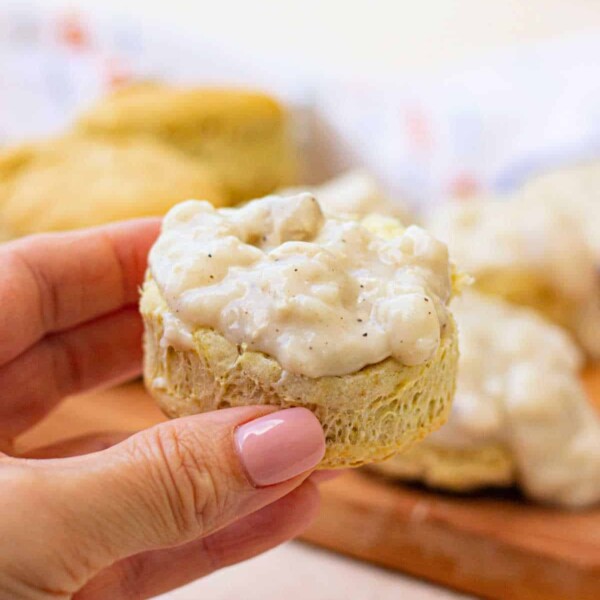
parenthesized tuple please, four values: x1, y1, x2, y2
(3, 0, 600, 207)
(10, 0, 600, 76)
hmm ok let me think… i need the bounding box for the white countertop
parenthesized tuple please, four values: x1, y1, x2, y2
(157, 541, 471, 600)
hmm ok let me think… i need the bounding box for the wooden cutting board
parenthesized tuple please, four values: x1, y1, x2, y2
(15, 369, 600, 600)
(305, 371, 600, 600)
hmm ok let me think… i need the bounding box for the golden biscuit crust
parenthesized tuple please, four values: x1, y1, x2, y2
(368, 443, 515, 491)
(141, 277, 459, 469)
(0, 136, 225, 238)
(76, 85, 298, 202)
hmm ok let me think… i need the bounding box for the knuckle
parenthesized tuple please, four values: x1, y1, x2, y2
(199, 531, 227, 573)
(10, 242, 59, 333)
(0, 439, 14, 456)
(0, 459, 51, 504)
(0, 460, 35, 502)
(0, 464, 102, 595)
(132, 424, 233, 540)
(49, 333, 86, 396)
(105, 552, 148, 600)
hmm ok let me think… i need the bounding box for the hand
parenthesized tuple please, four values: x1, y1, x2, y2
(0, 221, 327, 599)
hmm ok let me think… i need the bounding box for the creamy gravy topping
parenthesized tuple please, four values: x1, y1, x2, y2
(149, 194, 452, 377)
(281, 170, 409, 220)
(430, 291, 600, 506)
(427, 199, 596, 301)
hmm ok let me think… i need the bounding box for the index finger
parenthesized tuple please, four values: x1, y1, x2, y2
(0, 218, 160, 365)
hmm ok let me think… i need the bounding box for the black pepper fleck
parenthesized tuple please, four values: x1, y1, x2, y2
(294, 268, 298, 272)
(208, 253, 212, 258)
(357, 318, 363, 323)
(362, 333, 368, 337)
(424, 297, 429, 302)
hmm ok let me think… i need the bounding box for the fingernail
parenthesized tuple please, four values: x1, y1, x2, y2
(235, 408, 326, 487)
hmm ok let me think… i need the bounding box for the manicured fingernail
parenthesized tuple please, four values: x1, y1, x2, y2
(235, 408, 325, 487)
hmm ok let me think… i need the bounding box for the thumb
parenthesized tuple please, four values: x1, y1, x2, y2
(39, 406, 325, 574)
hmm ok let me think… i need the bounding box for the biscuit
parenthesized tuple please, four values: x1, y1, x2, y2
(370, 443, 515, 492)
(280, 170, 413, 222)
(141, 195, 459, 469)
(0, 135, 225, 237)
(521, 160, 600, 263)
(427, 198, 600, 358)
(370, 291, 600, 507)
(141, 277, 459, 468)
(76, 84, 298, 202)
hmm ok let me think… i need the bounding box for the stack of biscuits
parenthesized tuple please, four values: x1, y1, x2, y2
(0, 83, 298, 239)
(368, 162, 600, 507)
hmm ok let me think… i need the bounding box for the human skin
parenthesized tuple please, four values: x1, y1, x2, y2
(0, 220, 328, 599)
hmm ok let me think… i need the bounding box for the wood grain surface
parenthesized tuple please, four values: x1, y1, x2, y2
(14, 368, 600, 599)
(302, 366, 600, 600)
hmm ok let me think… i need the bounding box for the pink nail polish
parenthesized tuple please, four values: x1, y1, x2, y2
(234, 408, 325, 487)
